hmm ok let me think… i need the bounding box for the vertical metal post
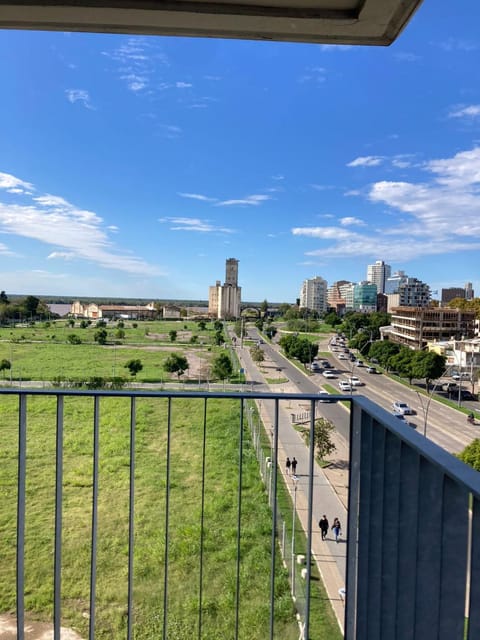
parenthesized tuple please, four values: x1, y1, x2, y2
(281, 520, 285, 558)
(292, 479, 298, 598)
(54, 395, 64, 640)
(127, 397, 136, 640)
(16, 394, 27, 640)
(269, 399, 280, 640)
(234, 399, 244, 640)
(162, 397, 172, 640)
(198, 398, 208, 640)
(303, 400, 316, 640)
(89, 396, 100, 640)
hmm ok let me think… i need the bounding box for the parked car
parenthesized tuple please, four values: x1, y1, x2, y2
(310, 362, 321, 372)
(338, 353, 348, 360)
(370, 357, 379, 364)
(392, 412, 416, 429)
(451, 372, 470, 381)
(392, 401, 414, 415)
(348, 376, 364, 386)
(322, 361, 333, 369)
(323, 370, 336, 379)
(354, 360, 364, 367)
(366, 366, 377, 374)
(339, 380, 352, 392)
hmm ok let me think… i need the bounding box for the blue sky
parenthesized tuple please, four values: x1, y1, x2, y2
(1, 0, 480, 302)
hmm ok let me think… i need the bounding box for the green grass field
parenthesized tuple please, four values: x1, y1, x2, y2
(0, 394, 299, 639)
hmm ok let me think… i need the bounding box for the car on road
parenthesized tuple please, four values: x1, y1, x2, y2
(451, 372, 470, 380)
(366, 366, 377, 374)
(338, 353, 348, 360)
(339, 380, 353, 392)
(354, 360, 364, 367)
(317, 391, 335, 403)
(370, 358, 379, 364)
(392, 401, 414, 415)
(321, 361, 333, 369)
(348, 376, 364, 386)
(310, 362, 321, 372)
(323, 370, 336, 379)
(392, 412, 416, 428)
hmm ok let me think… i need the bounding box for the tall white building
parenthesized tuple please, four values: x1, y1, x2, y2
(208, 258, 242, 319)
(299, 276, 328, 314)
(385, 270, 408, 294)
(367, 260, 391, 294)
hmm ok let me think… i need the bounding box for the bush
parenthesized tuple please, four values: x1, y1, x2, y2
(67, 334, 82, 345)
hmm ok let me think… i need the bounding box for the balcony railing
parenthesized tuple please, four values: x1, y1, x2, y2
(2, 387, 480, 639)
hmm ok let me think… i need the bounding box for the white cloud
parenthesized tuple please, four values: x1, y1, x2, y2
(449, 105, 480, 119)
(216, 194, 271, 207)
(0, 172, 34, 194)
(47, 251, 75, 260)
(177, 192, 217, 203)
(294, 146, 480, 262)
(65, 89, 93, 109)
(438, 38, 478, 52)
(347, 156, 383, 167)
(0, 174, 161, 276)
(339, 216, 366, 226)
(299, 67, 327, 84)
(318, 44, 352, 52)
(158, 216, 234, 233)
(394, 52, 421, 62)
(176, 81, 192, 88)
(272, 175, 285, 181)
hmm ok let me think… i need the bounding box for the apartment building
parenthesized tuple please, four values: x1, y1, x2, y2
(389, 307, 476, 350)
(441, 282, 475, 304)
(353, 281, 377, 312)
(367, 260, 391, 294)
(299, 276, 328, 314)
(327, 279, 350, 314)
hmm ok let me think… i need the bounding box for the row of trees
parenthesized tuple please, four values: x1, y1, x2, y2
(0, 293, 52, 322)
(279, 334, 318, 366)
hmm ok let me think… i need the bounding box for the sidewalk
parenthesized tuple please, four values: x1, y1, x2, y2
(235, 341, 349, 632)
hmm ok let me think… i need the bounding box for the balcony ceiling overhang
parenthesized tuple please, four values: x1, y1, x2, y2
(0, 0, 424, 45)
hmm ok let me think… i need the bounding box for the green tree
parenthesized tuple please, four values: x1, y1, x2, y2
(324, 311, 342, 327)
(0, 358, 11, 378)
(250, 346, 264, 363)
(67, 318, 75, 327)
(213, 320, 223, 332)
(164, 353, 189, 379)
(94, 328, 108, 345)
(190, 334, 199, 344)
(0, 291, 9, 304)
(115, 329, 126, 340)
(260, 299, 268, 316)
(96, 319, 107, 327)
(389, 348, 415, 382)
(214, 330, 225, 346)
(80, 320, 89, 329)
(314, 418, 337, 461)
(265, 325, 277, 340)
(169, 330, 177, 342)
(458, 439, 480, 471)
(411, 351, 446, 387)
(117, 321, 125, 328)
(125, 358, 143, 377)
(368, 340, 401, 367)
(67, 334, 82, 345)
(197, 320, 207, 331)
(211, 352, 233, 380)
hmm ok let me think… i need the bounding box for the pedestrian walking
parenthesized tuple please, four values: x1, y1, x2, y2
(319, 515, 329, 540)
(291, 457, 297, 475)
(285, 457, 291, 476)
(332, 517, 341, 543)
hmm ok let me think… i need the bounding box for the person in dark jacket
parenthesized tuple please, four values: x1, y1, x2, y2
(319, 515, 329, 540)
(291, 457, 297, 475)
(332, 517, 341, 543)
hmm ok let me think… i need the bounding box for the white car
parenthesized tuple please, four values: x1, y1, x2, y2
(392, 401, 413, 415)
(348, 376, 364, 387)
(317, 391, 334, 403)
(339, 380, 352, 392)
(323, 370, 336, 379)
(338, 353, 348, 360)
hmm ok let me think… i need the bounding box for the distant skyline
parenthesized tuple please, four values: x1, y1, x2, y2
(1, 0, 480, 301)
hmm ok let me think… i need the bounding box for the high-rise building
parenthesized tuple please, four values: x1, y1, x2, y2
(353, 281, 377, 312)
(208, 258, 242, 319)
(398, 278, 430, 307)
(327, 280, 350, 314)
(385, 270, 408, 295)
(299, 276, 328, 314)
(367, 260, 391, 294)
(441, 283, 475, 304)
(465, 282, 475, 301)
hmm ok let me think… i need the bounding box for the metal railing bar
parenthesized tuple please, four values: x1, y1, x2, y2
(89, 396, 100, 640)
(234, 399, 245, 640)
(467, 496, 480, 639)
(16, 394, 27, 640)
(269, 398, 279, 640)
(127, 396, 136, 640)
(54, 395, 64, 640)
(197, 397, 208, 640)
(162, 397, 172, 640)
(303, 398, 316, 640)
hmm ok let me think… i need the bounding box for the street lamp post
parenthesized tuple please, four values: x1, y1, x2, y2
(291, 475, 298, 598)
